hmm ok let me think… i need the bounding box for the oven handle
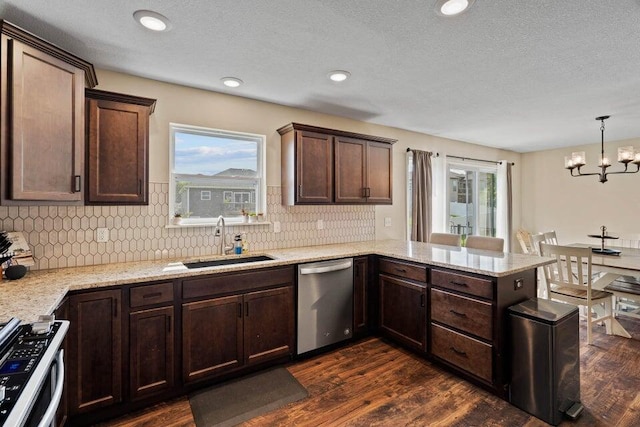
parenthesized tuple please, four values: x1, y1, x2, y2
(37, 349, 65, 427)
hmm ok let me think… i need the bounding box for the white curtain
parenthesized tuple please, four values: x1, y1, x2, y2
(497, 161, 513, 252)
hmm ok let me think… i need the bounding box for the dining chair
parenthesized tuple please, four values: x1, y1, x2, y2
(619, 233, 640, 249)
(516, 229, 533, 254)
(543, 230, 558, 245)
(430, 232, 462, 247)
(529, 233, 545, 256)
(610, 233, 640, 315)
(465, 235, 504, 252)
(540, 243, 618, 345)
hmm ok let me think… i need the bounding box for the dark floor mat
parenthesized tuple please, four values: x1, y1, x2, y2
(188, 367, 308, 426)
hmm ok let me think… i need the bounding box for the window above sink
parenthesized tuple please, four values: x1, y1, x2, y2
(169, 123, 266, 226)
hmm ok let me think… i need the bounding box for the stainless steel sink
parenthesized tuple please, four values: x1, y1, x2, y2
(183, 255, 274, 269)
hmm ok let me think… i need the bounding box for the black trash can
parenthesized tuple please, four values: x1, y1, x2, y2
(508, 298, 583, 426)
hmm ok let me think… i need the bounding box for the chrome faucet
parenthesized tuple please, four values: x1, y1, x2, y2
(215, 216, 235, 255)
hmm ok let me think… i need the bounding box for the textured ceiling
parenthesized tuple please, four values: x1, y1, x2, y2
(2, 0, 640, 152)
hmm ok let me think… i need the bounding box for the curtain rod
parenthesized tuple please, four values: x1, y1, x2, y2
(405, 149, 514, 165)
(447, 154, 515, 166)
(405, 148, 439, 157)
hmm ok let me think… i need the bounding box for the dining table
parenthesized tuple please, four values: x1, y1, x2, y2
(569, 243, 640, 338)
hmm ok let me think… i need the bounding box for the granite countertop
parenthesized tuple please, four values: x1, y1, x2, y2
(0, 239, 553, 323)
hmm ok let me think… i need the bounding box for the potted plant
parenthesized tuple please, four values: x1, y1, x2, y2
(172, 213, 182, 225)
(257, 212, 265, 222)
(248, 212, 257, 223)
(241, 209, 249, 223)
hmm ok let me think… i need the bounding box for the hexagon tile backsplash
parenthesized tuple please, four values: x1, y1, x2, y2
(0, 184, 375, 270)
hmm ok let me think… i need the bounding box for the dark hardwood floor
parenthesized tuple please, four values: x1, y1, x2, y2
(100, 317, 640, 426)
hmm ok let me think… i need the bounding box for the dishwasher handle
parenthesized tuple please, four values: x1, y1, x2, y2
(299, 259, 352, 275)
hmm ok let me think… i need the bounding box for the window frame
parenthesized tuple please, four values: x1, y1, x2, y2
(169, 123, 267, 225)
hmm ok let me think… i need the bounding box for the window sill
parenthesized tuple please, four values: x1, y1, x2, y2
(165, 221, 272, 229)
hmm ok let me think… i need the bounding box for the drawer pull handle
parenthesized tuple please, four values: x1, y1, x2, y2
(450, 346, 468, 357)
(449, 309, 467, 317)
(449, 281, 468, 287)
(420, 294, 425, 307)
(142, 292, 162, 299)
(395, 268, 407, 273)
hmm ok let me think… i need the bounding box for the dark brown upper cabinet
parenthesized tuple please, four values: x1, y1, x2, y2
(335, 137, 393, 204)
(0, 21, 97, 205)
(85, 89, 156, 205)
(278, 123, 395, 205)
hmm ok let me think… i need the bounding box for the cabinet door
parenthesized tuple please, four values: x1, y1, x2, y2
(129, 306, 175, 400)
(68, 290, 122, 414)
(86, 97, 149, 204)
(244, 286, 294, 366)
(296, 130, 333, 203)
(353, 257, 369, 337)
(379, 274, 426, 352)
(182, 295, 243, 383)
(366, 142, 392, 204)
(334, 136, 367, 203)
(8, 39, 84, 202)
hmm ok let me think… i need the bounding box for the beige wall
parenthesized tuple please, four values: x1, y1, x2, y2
(95, 69, 522, 242)
(521, 137, 640, 246)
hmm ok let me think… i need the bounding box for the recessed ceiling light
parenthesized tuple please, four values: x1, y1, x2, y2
(221, 77, 243, 88)
(435, 0, 475, 17)
(328, 70, 351, 82)
(133, 10, 172, 31)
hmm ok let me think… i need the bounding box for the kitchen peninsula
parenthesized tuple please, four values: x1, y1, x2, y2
(0, 240, 553, 425)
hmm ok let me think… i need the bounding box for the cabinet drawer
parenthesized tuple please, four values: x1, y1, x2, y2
(430, 289, 492, 341)
(182, 266, 295, 300)
(431, 323, 492, 383)
(379, 258, 427, 282)
(130, 282, 174, 308)
(431, 269, 493, 300)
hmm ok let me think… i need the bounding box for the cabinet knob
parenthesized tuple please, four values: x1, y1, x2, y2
(73, 175, 81, 193)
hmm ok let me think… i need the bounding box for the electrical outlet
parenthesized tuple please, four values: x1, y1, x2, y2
(514, 278, 524, 291)
(273, 221, 281, 233)
(317, 219, 324, 230)
(96, 228, 109, 243)
(384, 217, 392, 227)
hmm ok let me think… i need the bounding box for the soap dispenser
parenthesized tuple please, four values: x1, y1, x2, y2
(234, 234, 242, 255)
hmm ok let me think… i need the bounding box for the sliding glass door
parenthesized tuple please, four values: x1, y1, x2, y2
(447, 164, 497, 239)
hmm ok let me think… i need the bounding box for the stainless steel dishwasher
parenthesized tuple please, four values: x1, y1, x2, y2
(297, 258, 353, 355)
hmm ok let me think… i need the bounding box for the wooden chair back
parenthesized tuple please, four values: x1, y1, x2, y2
(530, 233, 545, 255)
(430, 232, 461, 247)
(465, 235, 504, 252)
(516, 229, 533, 254)
(540, 243, 592, 294)
(539, 242, 616, 344)
(619, 233, 640, 249)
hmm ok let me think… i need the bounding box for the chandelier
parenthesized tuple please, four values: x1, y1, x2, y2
(564, 115, 640, 183)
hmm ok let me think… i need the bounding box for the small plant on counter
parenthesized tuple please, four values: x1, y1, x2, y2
(172, 213, 182, 225)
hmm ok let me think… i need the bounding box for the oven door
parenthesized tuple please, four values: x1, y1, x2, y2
(23, 349, 65, 427)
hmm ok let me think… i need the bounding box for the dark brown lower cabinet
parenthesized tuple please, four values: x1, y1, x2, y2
(183, 286, 294, 384)
(182, 295, 244, 383)
(244, 286, 295, 366)
(379, 274, 427, 352)
(129, 306, 175, 400)
(68, 289, 122, 414)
